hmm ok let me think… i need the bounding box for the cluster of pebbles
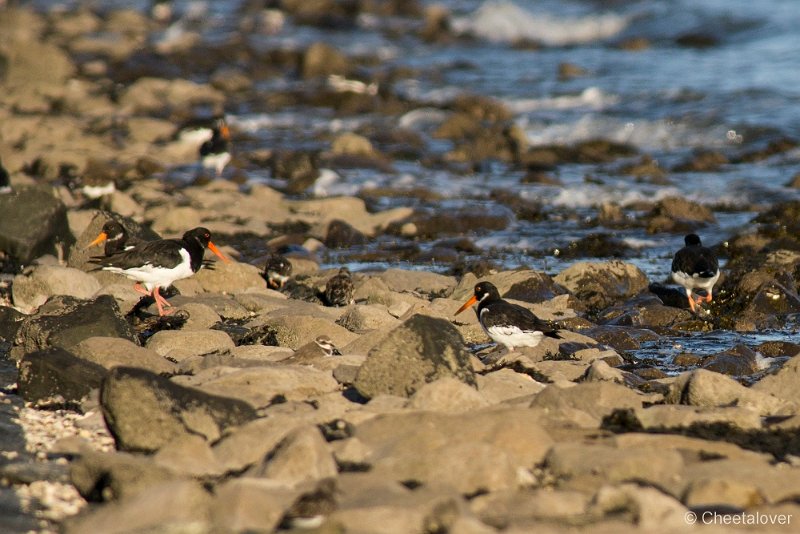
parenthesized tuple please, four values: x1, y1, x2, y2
(3, 2, 800, 533)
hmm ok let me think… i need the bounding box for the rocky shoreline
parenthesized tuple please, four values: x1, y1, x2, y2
(3, 2, 800, 533)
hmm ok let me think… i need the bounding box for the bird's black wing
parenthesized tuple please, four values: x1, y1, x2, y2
(89, 239, 184, 269)
(482, 300, 562, 338)
(672, 246, 718, 278)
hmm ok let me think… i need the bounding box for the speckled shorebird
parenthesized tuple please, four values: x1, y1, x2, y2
(263, 253, 293, 290)
(280, 478, 338, 529)
(455, 281, 562, 351)
(324, 267, 354, 307)
(282, 335, 341, 365)
(90, 227, 228, 316)
(671, 233, 720, 312)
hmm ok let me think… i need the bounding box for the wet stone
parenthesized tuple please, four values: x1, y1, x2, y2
(100, 366, 258, 453)
(17, 347, 107, 408)
(14, 295, 136, 355)
(0, 185, 74, 265)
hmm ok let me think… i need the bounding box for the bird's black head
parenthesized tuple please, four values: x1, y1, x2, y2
(684, 233, 702, 247)
(474, 281, 501, 302)
(266, 254, 293, 276)
(102, 221, 127, 243)
(184, 227, 213, 247)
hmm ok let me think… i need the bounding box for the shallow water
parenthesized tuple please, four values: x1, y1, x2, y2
(32, 0, 800, 362)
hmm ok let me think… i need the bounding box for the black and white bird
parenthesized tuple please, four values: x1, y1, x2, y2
(199, 118, 232, 177)
(263, 253, 293, 290)
(0, 159, 11, 194)
(86, 220, 141, 256)
(90, 227, 228, 316)
(455, 281, 562, 351)
(671, 233, 720, 312)
(324, 267, 354, 307)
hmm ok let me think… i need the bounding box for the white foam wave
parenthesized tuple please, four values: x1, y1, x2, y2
(523, 115, 733, 151)
(398, 108, 449, 129)
(546, 185, 683, 208)
(451, 1, 628, 46)
(505, 87, 618, 113)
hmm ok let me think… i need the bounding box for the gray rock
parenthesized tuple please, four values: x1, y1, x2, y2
(70, 450, 179, 502)
(377, 268, 456, 295)
(17, 347, 107, 407)
(14, 295, 136, 355)
(210, 478, 299, 533)
(618, 404, 763, 431)
(152, 434, 226, 478)
(406, 377, 490, 412)
(702, 344, 760, 376)
(352, 408, 553, 494)
(752, 353, 800, 404)
(62, 480, 212, 534)
(544, 441, 685, 492)
(354, 314, 476, 399)
(554, 261, 648, 310)
(0, 185, 73, 265)
(529, 381, 651, 427)
(589, 483, 688, 531)
(12, 264, 102, 313)
(666, 369, 795, 416)
(247, 426, 338, 487)
(100, 366, 258, 453)
(476, 369, 546, 404)
(146, 329, 235, 362)
(172, 365, 339, 409)
(470, 488, 590, 527)
(212, 416, 308, 474)
(336, 304, 401, 332)
(71, 336, 175, 374)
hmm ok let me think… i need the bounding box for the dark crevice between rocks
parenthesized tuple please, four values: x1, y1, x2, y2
(481, 360, 553, 384)
(602, 408, 800, 460)
(342, 387, 369, 404)
(130, 309, 189, 346)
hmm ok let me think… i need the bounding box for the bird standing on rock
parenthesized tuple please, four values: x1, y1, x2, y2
(264, 253, 293, 290)
(455, 281, 562, 351)
(671, 233, 720, 312)
(90, 227, 228, 316)
(324, 267, 354, 307)
(0, 159, 11, 194)
(199, 118, 232, 177)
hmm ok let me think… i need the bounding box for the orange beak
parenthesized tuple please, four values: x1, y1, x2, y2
(207, 241, 230, 263)
(86, 232, 108, 249)
(220, 124, 230, 140)
(455, 294, 478, 315)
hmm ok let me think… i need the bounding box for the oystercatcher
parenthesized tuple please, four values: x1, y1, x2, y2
(671, 233, 719, 312)
(90, 227, 228, 316)
(324, 267, 354, 307)
(455, 281, 561, 351)
(264, 253, 293, 290)
(199, 118, 232, 177)
(86, 221, 140, 256)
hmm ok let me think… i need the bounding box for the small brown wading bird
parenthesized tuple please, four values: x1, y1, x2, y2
(324, 267, 354, 307)
(455, 281, 562, 351)
(671, 233, 720, 313)
(90, 227, 228, 316)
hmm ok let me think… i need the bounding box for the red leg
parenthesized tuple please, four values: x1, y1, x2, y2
(687, 290, 697, 313)
(133, 283, 150, 296)
(152, 287, 173, 316)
